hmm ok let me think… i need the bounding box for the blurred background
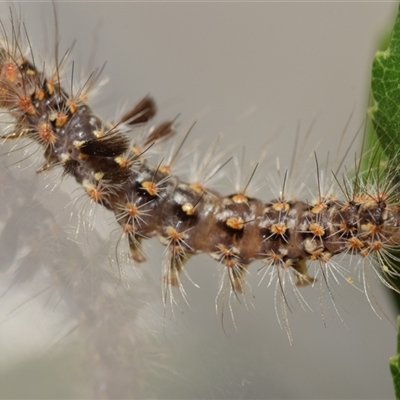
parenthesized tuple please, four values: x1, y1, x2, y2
(0, 1, 398, 399)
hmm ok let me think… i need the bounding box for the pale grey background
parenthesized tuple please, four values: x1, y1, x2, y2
(0, 1, 398, 399)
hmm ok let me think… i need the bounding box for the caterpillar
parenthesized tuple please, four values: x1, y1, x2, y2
(0, 3, 396, 397)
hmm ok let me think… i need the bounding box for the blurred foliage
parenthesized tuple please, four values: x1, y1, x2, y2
(371, 4, 400, 160)
(369, 3, 400, 312)
(370, 3, 400, 398)
(390, 316, 400, 400)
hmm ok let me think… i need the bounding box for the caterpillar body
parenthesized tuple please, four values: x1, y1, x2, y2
(4, 58, 400, 309)
(0, 2, 398, 399)
(2, 2, 400, 330)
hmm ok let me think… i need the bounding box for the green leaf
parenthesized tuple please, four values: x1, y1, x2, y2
(371, 4, 400, 158)
(390, 316, 400, 400)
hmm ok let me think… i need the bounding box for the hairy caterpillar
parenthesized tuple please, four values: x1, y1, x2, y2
(0, 2, 398, 399)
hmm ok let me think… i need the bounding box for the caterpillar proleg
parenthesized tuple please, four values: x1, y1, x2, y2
(0, 2, 398, 399)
